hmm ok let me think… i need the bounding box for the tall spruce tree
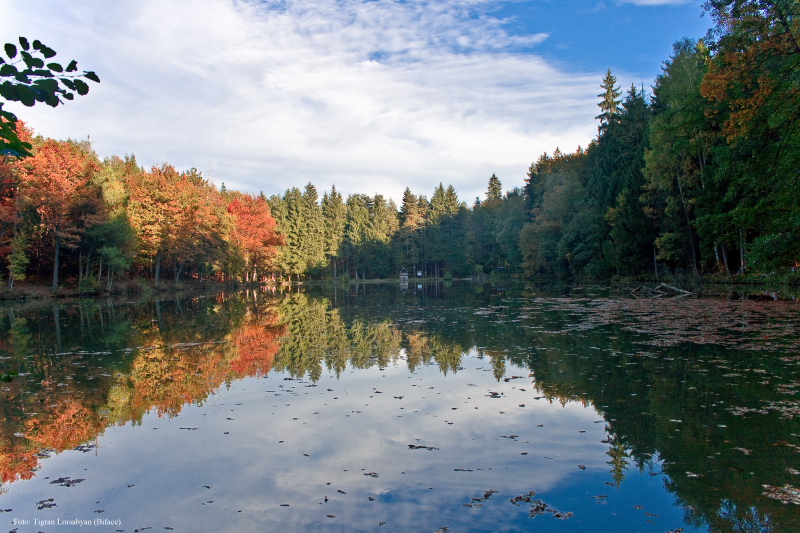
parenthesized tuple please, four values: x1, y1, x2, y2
(596, 69, 622, 134)
(321, 186, 346, 278)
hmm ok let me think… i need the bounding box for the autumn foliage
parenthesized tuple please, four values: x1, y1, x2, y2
(0, 125, 282, 290)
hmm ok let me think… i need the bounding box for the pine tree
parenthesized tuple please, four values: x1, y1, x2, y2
(485, 174, 502, 204)
(596, 69, 622, 134)
(301, 183, 326, 276)
(321, 186, 346, 278)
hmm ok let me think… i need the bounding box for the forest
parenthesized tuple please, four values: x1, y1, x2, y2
(0, 1, 797, 290)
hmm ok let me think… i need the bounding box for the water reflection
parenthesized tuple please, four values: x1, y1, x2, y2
(0, 294, 285, 485)
(0, 284, 798, 532)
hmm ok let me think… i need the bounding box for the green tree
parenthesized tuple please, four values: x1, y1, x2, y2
(596, 68, 622, 134)
(701, 0, 800, 271)
(485, 174, 503, 205)
(321, 186, 346, 278)
(600, 85, 656, 276)
(645, 39, 717, 277)
(493, 189, 527, 269)
(0, 37, 99, 157)
(300, 183, 326, 277)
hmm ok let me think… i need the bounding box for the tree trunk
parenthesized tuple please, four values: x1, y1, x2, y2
(722, 244, 731, 276)
(53, 304, 62, 351)
(155, 253, 162, 285)
(52, 232, 61, 290)
(738, 231, 746, 274)
(653, 246, 659, 281)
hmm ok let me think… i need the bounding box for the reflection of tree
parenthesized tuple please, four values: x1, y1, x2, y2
(0, 292, 284, 484)
(405, 332, 465, 375)
(717, 499, 773, 533)
(478, 349, 506, 382)
(604, 435, 630, 487)
(25, 398, 102, 451)
(271, 293, 402, 380)
(230, 319, 284, 377)
(2, 284, 799, 533)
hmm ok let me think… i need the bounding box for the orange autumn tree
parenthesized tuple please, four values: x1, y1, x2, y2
(0, 142, 23, 288)
(125, 164, 183, 284)
(13, 134, 103, 289)
(226, 193, 283, 282)
(127, 164, 230, 284)
(164, 168, 229, 282)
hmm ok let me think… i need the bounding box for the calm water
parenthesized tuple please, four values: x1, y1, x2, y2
(0, 283, 798, 532)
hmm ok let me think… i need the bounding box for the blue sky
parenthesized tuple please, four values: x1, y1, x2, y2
(0, 0, 709, 204)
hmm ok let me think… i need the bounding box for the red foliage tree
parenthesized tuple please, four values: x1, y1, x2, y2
(13, 135, 102, 288)
(227, 194, 283, 282)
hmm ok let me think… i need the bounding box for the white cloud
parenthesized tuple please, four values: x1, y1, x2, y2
(1, 0, 602, 203)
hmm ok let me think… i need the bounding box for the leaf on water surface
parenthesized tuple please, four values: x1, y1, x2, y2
(36, 498, 56, 510)
(408, 444, 439, 450)
(762, 484, 800, 504)
(50, 476, 84, 487)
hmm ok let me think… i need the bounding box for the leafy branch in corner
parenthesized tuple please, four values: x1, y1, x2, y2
(0, 36, 100, 157)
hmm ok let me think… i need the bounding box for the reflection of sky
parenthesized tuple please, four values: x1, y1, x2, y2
(0, 352, 701, 532)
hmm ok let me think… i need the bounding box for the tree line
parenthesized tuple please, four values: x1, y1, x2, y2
(270, 1, 799, 281)
(0, 124, 283, 290)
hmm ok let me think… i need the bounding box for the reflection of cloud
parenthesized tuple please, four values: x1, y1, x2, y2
(1, 0, 600, 203)
(0, 352, 614, 531)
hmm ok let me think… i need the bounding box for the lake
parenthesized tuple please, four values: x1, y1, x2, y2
(0, 282, 798, 532)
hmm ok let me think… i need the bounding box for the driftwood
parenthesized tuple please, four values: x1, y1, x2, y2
(631, 283, 692, 298)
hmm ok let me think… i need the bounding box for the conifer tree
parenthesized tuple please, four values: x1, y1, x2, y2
(322, 186, 346, 278)
(485, 174, 503, 204)
(596, 69, 622, 134)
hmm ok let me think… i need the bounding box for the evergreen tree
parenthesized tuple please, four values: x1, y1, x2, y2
(600, 85, 656, 276)
(645, 39, 717, 276)
(321, 186, 346, 278)
(485, 174, 503, 204)
(397, 187, 423, 272)
(596, 68, 622, 134)
(301, 183, 326, 277)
